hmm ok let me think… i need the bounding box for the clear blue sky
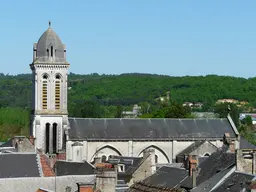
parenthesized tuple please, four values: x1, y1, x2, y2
(1, 1, 256, 77)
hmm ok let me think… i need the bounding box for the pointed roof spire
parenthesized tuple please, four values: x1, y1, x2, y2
(48, 20, 51, 28)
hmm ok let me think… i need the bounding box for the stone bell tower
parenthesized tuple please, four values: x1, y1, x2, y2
(30, 21, 70, 154)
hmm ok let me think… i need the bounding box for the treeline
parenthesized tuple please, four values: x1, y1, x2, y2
(0, 72, 256, 142)
(1, 73, 256, 109)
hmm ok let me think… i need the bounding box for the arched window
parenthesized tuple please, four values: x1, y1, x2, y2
(102, 155, 107, 163)
(204, 153, 210, 157)
(45, 123, 50, 153)
(53, 123, 57, 153)
(50, 46, 53, 57)
(42, 74, 48, 110)
(55, 74, 61, 110)
(155, 155, 158, 163)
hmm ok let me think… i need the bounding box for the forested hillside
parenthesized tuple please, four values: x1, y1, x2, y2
(0, 72, 256, 141)
(1, 72, 256, 109)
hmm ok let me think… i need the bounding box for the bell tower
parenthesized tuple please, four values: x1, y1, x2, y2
(30, 22, 70, 154)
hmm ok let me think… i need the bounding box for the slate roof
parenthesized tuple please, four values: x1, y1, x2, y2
(191, 166, 234, 192)
(177, 141, 206, 157)
(68, 118, 236, 140)
(54, 160, 95, 176)
(240, 136, 256, 149)
(0, 138, 15, 147)
(35, 25, 66, 63)
(116, 180, 129, 192)
(211, 172, 255, 192)
(142, 166, 188, 188)
(181, 149, 236, 189)
(126, 166, 187, 192)
(0, 153, 41, 178)
(108, 155, 144, 180)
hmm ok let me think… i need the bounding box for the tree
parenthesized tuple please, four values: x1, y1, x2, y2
(214, 103, 240, 127)
(150, 101, 192, 118)
(115, 105, 123, 118)
(241, 115, 253, 126)
(80, 100, 103, 118)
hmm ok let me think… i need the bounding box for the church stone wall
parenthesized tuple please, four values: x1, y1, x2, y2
(66, 140, 225, 164)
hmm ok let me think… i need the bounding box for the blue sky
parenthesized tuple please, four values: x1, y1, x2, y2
(1, 1, 256, 77)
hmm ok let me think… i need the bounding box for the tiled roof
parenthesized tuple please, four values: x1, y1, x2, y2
(54, 160, 95, 176)
(181, 149, 236, 189)
(127, 166, 188, 192)
(127, 181, 184, 192)
(240, 136, 256, 149)
(40, 154, 55, 177)
(176, 141, 206, 157)
(0, 153, 41, 178)
(211, 172, 255, 192)
(191, 166, 234, 192)
(0, 138, 13, 147)
(68, 118, 236, 140)
(108, 155, 144, 180)
(116, 180, 129, 192)
(143, 166, 188, 188)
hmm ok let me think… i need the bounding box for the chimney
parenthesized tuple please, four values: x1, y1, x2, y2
(188, 155, 198, 176)
(192, 168, 197, 188)
(76, 183, 94, 192)
(95, 163, 117, 192)
(187, 155, 198, 188)
(143, 149, 156, 174)
(223, 133, 235, 153)
(29, 135, 35, 145)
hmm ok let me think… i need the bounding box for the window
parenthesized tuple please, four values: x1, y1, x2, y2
(155, 155, 158, 163)
(118, 164, 125, 172)
(53, 123, 57, 153)
(45, 123, 50, 153)
(51, 46, 53, 57)
(102, 155, 107, 162)
(42, 75, 48, 109)
(56, 74, 61, 79)
(55, 80, 60, 109)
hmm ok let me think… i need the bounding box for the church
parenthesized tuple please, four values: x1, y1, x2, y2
(30, 23, 240, 164)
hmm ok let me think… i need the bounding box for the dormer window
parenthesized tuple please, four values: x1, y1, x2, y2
(118, 164, 125, 172)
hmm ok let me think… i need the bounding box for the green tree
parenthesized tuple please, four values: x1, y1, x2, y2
(115, 105, 123, 118)
(80, 100, 103, 118)
(150, 101, 192, 118)
(241, 115, 253, 126)
(214, 103, 240, 127)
